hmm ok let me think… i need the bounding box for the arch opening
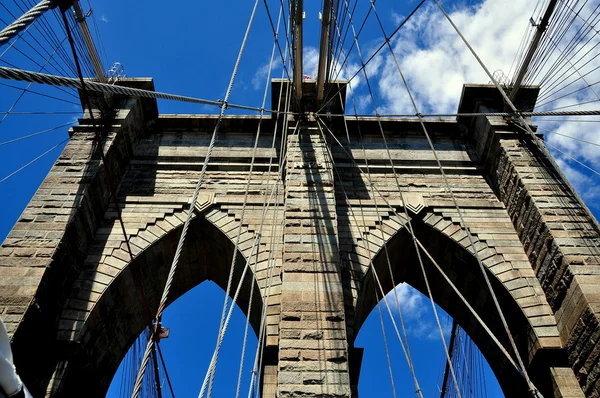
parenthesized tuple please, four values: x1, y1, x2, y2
(58, 215, 263, 397)
(355, 283, 502, 397)
(354, 218, 555, 397)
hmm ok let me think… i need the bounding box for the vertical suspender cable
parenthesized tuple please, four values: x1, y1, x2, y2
(131, 0, 261, 395)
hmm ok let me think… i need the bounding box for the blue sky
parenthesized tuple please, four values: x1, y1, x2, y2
(1, 0, 599, 396)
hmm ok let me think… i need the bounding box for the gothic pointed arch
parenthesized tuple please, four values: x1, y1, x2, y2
(353, 210, 567, 397)
(49, 206, 264, 396)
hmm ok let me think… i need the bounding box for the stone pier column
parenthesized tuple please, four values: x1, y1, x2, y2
(277, 121, 351, 397)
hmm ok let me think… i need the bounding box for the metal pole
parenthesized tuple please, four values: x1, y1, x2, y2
(509, 0, 558, 102)
(0, 0, 55, 47)
(72, 2, 106, 82)
(151, 343, 163, 398)
(292, 0, 303, 105)
(316, 0, 333, 102)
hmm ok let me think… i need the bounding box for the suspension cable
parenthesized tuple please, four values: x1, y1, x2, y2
(0, 65, 295, 115)
(315, 118, 424, 397)
(316, 118, 523, 377)
(342, 3, 463, 394)
(131, 0, 261, 392)
(200, 3, 275, 395)
(0, 0, 54, 46)
(330, 52, 420, 393)
(433, 2, 552, 395)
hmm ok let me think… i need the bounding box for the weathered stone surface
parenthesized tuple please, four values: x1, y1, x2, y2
(0, 82, 591, 397)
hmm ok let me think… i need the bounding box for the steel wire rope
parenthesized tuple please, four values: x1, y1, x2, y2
(516, 123, 600, 176)
(534, 5, 600, 98)
(0, 80, 80, 105)
(228, 6, 286, 397)
(0, 34, 72, 126)
(537, 58, 600, 105)
(315, 118, 522, 377)
(235, 245, 259, 398)
(535, 72, 600, 108)
(0, 121, 75, 146)
(0, 135, 68, 183)
(329, 0, 357, 81)
(84, 0, 109, 68)
(0, 0, 53, 46)
(541, 96, 600, 111)
(376, 288, 398, 398)
(507, 0, 543, 80)
(192, 3, 268, 397)
(536, 117, 600, 121)
(156, 344, 175, 398)
(560, 0, 600, 34)
(534, 1, 598, 87)
(534, 123, 600, 147)
(321, 0, 374, 102)
(316, 0, 427, 115)
(130, 0, 262, 393)
(59, 8, 172, 396)
(5, 0, 78, 78)
(531, 1, 599, 99)
(0, 26, 81, 100)
(1, 2, 76, 78)
(522, 0, 580, 86)
(0, 111, 81, 114)
(66, 10, 97, 75)
(0, 65, 298, 115)
(315, 117, 425, 397)
(341, 3, 464, 394)
(523, 0, 582, 87)
(0, 4, 82, 83)
(246, 79, 296, 398)
(435, 2, 566, 395)
(200, 234, 263, 397)
(329, 49, 421, 395)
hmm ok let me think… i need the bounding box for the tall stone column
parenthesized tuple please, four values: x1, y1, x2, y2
(277, 120, 351, 397)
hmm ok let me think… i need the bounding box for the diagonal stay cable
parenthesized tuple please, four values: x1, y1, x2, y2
(434, 1, 559, 395)
(315, 117, 425, 398)
(0, 34, 71, 126)
(534, 124, 600, 147)
(59, 7, 172, 395)
(0, 136, 68, 183)
(0, 80, 80, 105)
(233, 5, 285, 397)
(342, 2, 463, 394)
(316, 118, 522, 377)
(316, 0, 427, 114)
(131, 0, 262, 395)
(376, 288, 398, 398)
(331, 60, 420, 394)
(521, 125, 600, 177)
(201, 2, 277, 395)
(0, 121, 75, 146)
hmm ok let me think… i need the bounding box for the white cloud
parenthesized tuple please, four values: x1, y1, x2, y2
(252, 59, 281, 90)
(381, 283, 450, 341)
(100, 15, 109, 23)
(340, 0, 600, 208)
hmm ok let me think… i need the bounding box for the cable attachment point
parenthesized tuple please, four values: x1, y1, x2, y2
(152, 322, 170, 341)
(219, 100, 229, 110)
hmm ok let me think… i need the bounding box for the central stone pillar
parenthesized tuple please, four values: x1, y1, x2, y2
(277, 120, 351, 397)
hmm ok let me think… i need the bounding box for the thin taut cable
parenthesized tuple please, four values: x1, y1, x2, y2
(131, 0, 261, 395)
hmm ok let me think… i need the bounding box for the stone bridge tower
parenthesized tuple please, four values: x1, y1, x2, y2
(1, 78, 599, 397)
